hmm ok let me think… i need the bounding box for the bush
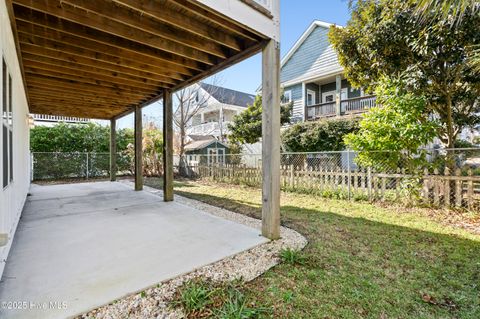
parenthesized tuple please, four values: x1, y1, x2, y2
(282, 119, 359, 152)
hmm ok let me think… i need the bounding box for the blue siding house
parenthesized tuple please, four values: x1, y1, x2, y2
(280, 21, 376, 123)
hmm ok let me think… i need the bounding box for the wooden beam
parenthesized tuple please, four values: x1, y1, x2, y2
(134, 105, 143, 191)
(261, 39, 281, 240)
(13, 0, 221, 65)
(16, 20, 190, 80)
(23, 59, 167, 90)
(27, 86, 143, 104)
(110, 119, 117, 182)
(28, 91, 137, 106)
(13, 9, 203, 73)
(22, 54, 170, 88)
(163, 90, 174, 202)
(19, 41, 178, 86)
(172, 0, 262, 42)
(62, 0, 232, 58)
(112, 0, 245, 51)
(172, 40, 266, 92)
(26, 75, 156, 98)
(30, 105, 126, 119)
(24, 68, 160, 94)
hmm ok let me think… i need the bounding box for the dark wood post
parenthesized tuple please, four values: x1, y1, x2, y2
(261, 39, 281, 240)
(110, 118, 117, 181)
(134, 105, 143, 191)
(163, 89, 174, 201)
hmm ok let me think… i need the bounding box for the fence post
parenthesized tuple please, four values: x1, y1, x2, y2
(444, 167, 450, 207)
(367, 166, 372, 200)
(290, 165, 294, 188)
(347, 150, 351, 200)
(467, 169, 474, 209)
(86, 152, 89, 180)
(423, 168, 430, 205)
(433, 168, 440, 206)
(30, 152, 34, 182)
(455, 168, 462, 207)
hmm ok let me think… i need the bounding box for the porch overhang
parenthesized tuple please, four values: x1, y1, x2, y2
(7, 0, 271, 119)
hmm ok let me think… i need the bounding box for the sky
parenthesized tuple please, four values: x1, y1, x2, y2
(116, 0, 351, 129)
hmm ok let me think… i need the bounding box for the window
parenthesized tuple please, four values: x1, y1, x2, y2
(282, 90, 292, 104)
(306, 89, 316, 106)
(2, 58, 13, 188)
(322, 91, 335, 103)
(207, 148, 225, 165)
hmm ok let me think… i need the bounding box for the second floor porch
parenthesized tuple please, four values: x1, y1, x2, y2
(284, 74, 377, 122)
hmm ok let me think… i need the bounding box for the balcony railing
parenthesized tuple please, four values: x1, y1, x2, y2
(307, 102, 337, 120)
(32, 114, 90, 123)
(307, 96, 377, 121)
(341, 95, 377, 114)
(188, 121, 232, 135)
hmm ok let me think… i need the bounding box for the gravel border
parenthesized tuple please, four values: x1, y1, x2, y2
(78, 181, 307, 319)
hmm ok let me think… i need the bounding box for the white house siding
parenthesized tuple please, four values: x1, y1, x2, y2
(0, 1, 31, 279)
(284, 83, 303, 122)
(281, 26, 341, 85)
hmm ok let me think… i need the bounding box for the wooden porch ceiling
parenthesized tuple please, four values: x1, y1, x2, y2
(8, 0, 268, 119)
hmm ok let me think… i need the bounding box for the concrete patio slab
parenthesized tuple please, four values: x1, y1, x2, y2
(0, 182, 268, 319)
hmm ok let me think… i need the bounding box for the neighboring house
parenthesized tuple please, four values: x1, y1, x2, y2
(280, 20, 377, 123)
(187, 83, 255, 139)
(31, 114, 91, 127)
(184, 135, 229, 165)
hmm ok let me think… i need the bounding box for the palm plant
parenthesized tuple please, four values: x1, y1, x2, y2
(415, 0, 480, 72)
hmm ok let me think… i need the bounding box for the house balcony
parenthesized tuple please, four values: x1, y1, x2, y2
(32, 114, 90, 124)
(307, 95, 377, 121)
(188, 121, 232, 136)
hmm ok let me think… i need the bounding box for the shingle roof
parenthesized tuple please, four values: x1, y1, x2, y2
(185, 138, 228, 151)
(199, 83, 255, 108)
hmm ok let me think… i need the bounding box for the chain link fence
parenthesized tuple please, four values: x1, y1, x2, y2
(32, 149, 480, 210)
(177, 148, 480, 210)
(31, 152, 133, 180)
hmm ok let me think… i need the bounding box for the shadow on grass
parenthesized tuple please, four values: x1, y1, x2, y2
(146, 178, 480, 318)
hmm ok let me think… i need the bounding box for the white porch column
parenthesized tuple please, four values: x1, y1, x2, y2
(134, 105, 143, 191)
(302, 82, 307, 121)
(261, 39, 281, 240)
(335, 74, 342, 116)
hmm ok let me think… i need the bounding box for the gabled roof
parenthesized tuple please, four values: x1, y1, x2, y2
(280, 20, 341, 68)
(199, 83, 255, 108)
(185, 138, 228, 151)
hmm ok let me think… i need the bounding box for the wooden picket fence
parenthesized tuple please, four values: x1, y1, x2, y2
(186, 164, 480, 209)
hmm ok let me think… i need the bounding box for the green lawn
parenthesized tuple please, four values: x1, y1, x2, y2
(145, 178, 480, 319)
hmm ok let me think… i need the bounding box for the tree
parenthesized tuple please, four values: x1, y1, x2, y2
(228, 95, 293, 144)
(329, 0, 480, 149)
(344, 77, 439, 172)
(282, 118, 359, 152)
(173, 77, 221, 174)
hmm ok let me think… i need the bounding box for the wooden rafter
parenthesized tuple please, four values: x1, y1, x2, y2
(8, 0, 267, 119)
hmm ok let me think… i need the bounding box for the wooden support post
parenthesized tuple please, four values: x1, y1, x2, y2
(335, 74, 342, 116)
(110, 118, 117, 182)
(163, 89, 174, 202)
(261, 39, 281, 240)
(134, 105, 143, 191)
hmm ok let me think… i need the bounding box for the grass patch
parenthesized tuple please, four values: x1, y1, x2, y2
(279, 248, 305, 266)
(146, 177, 480, 318)
(173, 279, 270, 318)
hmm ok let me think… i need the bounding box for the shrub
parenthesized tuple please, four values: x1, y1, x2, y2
(282, 119, 359, 152)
